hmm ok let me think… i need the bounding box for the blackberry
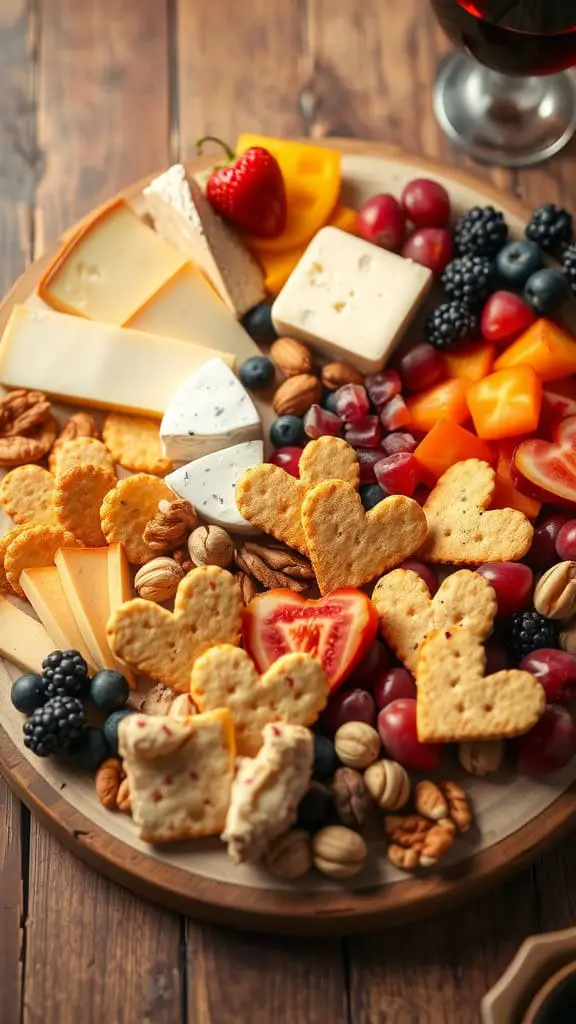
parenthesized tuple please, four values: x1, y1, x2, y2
(441, 255, 493, 309)
(42, 649, 89, 700)
(562, 243, 576, 293)
(23, 695, 85, 757)
(508, 611, 558, 664)
(425, 301, 478, 351)
(454, 206, 508, 258)
(526, 203, 573, 254)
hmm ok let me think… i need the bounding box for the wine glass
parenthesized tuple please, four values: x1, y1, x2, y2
(430, 1, 576, 167)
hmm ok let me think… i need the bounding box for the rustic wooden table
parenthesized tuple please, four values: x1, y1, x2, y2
(2, 2, 576, 1021)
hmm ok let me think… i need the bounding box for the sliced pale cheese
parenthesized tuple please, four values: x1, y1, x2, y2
(38, 199, 187, 325)
(166, 441, 263, 535)
(0, 596, 54, 674)
(107, 543, 133, 614)
(143, 164, 265, 318)
(20, 566, 97, 673)
(160, 357, 261, 464)
(0, 306, 233, 417)
(55, 547, 135, 686)
(127, 263, 262, 361)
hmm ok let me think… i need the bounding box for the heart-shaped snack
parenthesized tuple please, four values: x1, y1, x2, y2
(107, 565, 242, 692)
(235, 436, 359, 555)
(190, 645, 329, 756)
(301, 480, 428, 595)
(416, 626, 545, 743)
(420, 459, 534, 564)
(373, 568, 497, 672)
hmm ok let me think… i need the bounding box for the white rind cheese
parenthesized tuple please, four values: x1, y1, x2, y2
(161, 357, 262, 464)
(166, 440, 263, 535)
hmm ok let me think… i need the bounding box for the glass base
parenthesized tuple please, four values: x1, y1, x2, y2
(433, 53, 576, 168)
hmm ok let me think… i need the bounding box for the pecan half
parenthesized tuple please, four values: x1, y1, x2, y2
(235, 540, 315, 592)
(95, 757, 123, 810)
(0, 389, 51, 435)
(439, 780, 472, 833)
(0, 416, 58, 467)
(57, 411, 100, 444)
(236, 570, 260, 605)
(116, 777, 131, 813)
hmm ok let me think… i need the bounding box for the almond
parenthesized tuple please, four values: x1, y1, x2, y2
(321, 362, 364, 390)
(270, 338, 313, 377)
(272, 374, 322, 416)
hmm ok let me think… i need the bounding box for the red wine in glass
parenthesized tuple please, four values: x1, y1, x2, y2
(431, 0, 576, 76)
(430, 0, 576, 165)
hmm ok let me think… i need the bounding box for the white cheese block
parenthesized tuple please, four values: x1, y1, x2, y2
(271, 226, 433, 374)
(0, 306, 233, 417)
(161, 357, 262, 464)
(144, 164, 265, 318)
(166, 441, 263, 535)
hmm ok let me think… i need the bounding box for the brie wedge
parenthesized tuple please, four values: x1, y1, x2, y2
(165, 440, 263, 535)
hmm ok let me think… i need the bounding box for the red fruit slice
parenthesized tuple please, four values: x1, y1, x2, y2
(513, 414, 576, 506)
(242, 588, 378, 692)
(481, 291, 535, 344)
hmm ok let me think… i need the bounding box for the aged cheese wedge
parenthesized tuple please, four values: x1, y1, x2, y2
(38, 199, 187, 325)
(160, 357, 261, 464)
(107, 543, 133, 614)
(143, 164, 265, 318)
(0, 596, 54, 674)
(166, 440, 263, 534)
(55, 547, 135, 686)
(0, 306, 233, 417)
(20, 566, 97, 672)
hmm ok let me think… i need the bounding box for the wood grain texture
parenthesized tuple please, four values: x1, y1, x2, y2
(0, 781, 23, 1024)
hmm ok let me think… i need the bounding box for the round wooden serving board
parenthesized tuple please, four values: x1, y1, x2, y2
(0, 139, 575, 935)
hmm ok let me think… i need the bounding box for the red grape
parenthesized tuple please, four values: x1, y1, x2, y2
(377, 698, 442, 771)
(555, 520, 576, 561)
(348, 641, 390, 688)
(303, 405, 342, 439)
(373, 668, 417, 711)
(475, 562, 534, 617)
(375, 452, 419, 497)
(528, 513, 574, 569)
(402, 228, 454, 275)
(357, 448, 386, 483)
(397, 343, 444, 393)
(400, 178, 451, 228)
(268, 446, 303, 477)
(333, 383, 370, 423)
(515, 705, 576, 775)
(480, 291, 536, 343)
(356, 194, 406, 251)
(320, 688, 376, 738)
(519, 649, 576, 703)
(398, 559, 438, 595)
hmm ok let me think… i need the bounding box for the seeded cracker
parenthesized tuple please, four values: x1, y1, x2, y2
(420, 459, 533, 564)
(54, 463, 116, 546)
(416, 626, 545, 743)
(373, 568, 497, 672)
(107, 564, 242, 692)
(102, 413, 172, 476)
(100, 474, 173, 565)
(49, 436, 116, 477)
(301, 480, 427, 594)
(190, 645, 329, 756)
(5, 523, 79, 598)
(0, 524, 32, 593)
(0, 465, 55, 524)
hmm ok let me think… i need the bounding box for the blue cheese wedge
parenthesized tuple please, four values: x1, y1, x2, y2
(160, 357, 262, 464)
(166, 440, 263, 535)
(271, 226, 433, 374)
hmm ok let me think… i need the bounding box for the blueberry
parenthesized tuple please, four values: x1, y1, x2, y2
(322, 389, 340, 415)
(313, 734, 340, 781)
(90, 670, 130, 711)
(241, 303, 277, 344)
(524, 268, 571, 315)
(496, 240, 543, 289)
(270, 415, 305, 448)
(239, 355, 275, 390)
(68, 726, 109, 770)
(359, 483, 386, 510)
(296, 782, 334, 832)
(103, 708, 135, 757)
(11, 673, 46, 714)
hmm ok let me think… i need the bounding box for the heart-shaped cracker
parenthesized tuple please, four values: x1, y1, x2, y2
(235, 436, 359, 554)
(416, 626, 545, 743)
(190, 644, 329, 756)
(420, 459, 533, 564)
(107, 565, 242, 692)
(373, 568, 497, 672)
(301, 480, 428, 595)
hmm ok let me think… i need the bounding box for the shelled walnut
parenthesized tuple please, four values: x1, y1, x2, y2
(334, 722, 381, 769)
(188, 525, 234, 568)
(364, 760, 410, 811)
(134, 557, 184, 601)
(143, 499, 198, 554)
(331, 767, 371, 828)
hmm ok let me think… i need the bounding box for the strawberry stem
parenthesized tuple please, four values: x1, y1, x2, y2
(195, 136, 235, 162)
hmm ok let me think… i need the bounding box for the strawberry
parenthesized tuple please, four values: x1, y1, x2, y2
(203, 142, 287, 238)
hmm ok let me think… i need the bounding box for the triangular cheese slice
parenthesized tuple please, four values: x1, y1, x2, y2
(160, 357, 261, 464)
(20, 566, 97, 673)
(166, 440, 263, 535)
(143, 164, 265, 318)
